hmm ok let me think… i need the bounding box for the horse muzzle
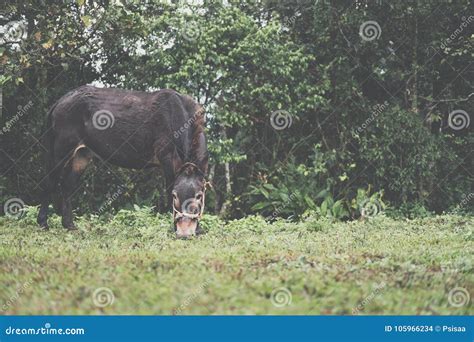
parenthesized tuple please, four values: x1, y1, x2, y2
(175, 217, 199, 238)
(172, 191, 206, 238)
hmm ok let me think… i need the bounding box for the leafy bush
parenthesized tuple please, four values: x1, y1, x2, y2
(1, 1, 471, 222)
(385, 202, 434, 219)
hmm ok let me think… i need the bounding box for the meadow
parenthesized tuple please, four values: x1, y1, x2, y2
(1, 207, 472, 315)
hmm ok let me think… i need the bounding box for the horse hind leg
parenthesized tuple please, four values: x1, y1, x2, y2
(37, 129, 60, 229)
(59, 144, 92, 230)
(37, 171, 60, 229)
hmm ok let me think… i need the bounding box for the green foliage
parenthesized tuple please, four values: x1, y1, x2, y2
(111, 205, 158, 228)
(247, 149, 386, 221)
(1, 211, 472, 314)
(1, 1, 472, 220)
(385, 202, 434, 220)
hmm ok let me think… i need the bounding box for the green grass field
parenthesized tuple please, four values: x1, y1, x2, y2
(1, 208, 472, 315)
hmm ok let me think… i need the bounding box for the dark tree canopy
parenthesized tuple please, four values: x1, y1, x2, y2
(1, 0, 472, 220)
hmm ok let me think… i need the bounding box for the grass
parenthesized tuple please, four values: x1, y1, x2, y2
(0, 207, 472, 315)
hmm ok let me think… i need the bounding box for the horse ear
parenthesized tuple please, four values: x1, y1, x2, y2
(192, 132, 208, 176)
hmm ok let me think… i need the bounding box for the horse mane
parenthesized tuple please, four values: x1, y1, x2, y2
(181, 95, 206, 162)
(165, 91, 207, 175)
(191, 103, 205, 149)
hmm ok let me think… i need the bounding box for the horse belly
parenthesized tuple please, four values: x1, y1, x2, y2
(83, 119, 155, 169)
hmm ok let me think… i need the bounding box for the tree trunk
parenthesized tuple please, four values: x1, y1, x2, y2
(412, 7, 419, 115)
(218, 126, 232, 217)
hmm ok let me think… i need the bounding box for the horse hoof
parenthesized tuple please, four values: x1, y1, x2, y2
(65, 225, 77, 231)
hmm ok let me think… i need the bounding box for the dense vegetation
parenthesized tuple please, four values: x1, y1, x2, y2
(1, 0, 472, 220)
(1, 208, 472, 314)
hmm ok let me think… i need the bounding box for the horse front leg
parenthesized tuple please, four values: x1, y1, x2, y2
(155, 139, 180, 212)
(161, 157, 175, 212)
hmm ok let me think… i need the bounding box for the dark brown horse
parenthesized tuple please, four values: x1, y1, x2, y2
(37, 85, 208, 237)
